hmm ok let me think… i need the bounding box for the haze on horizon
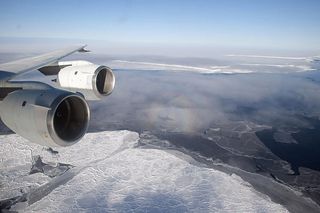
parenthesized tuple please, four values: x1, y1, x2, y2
(0, 0, 320, 57)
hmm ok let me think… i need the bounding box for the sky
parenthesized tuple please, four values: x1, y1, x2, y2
(0, 0, 320, 55)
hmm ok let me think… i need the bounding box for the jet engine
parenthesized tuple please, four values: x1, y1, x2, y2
(57, 62, 115, 100)
(0, 89, 90, 147)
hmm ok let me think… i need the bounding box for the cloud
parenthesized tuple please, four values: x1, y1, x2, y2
(88, 67, 320, 134)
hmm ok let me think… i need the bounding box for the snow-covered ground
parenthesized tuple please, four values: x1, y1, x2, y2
(107, 59, 315, 74)
(109, 60, 254, 74)
(0, 131, 289, 212)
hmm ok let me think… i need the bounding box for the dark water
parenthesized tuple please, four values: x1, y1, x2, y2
(156, 133, 231, 160)
(256, 117, 320, 175)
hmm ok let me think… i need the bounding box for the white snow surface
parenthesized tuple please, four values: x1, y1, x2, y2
(109, 60, 254, 74)
(0, 131, 288, 212)
(108, 59, 315, 74)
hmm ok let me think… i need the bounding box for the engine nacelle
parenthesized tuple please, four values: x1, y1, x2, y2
(57, 63, 115, 100)
(0, 89, 90, 147)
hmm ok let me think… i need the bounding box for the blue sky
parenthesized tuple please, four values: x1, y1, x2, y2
(0, 0, 320, 54)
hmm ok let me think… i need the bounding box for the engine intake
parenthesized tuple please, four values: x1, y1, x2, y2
(52, 95, 89, 143)
(0, 89, 90, 147)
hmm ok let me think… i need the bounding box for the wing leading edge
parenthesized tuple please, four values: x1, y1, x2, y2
(0, 45, 88, 80)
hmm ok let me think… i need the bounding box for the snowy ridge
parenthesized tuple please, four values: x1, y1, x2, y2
(108, 59, 315, 74)
(240, 63, 314, 71)
(226, 54, 308, 60)
(0, 131, 288, 212)
(109, 60, 254, 74)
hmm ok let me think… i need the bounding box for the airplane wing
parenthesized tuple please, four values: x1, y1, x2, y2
(0, 45, 88, 80)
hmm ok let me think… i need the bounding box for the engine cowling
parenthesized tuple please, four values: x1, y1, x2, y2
(0, 89, 90, 147)
(57, 63, 115, 100)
